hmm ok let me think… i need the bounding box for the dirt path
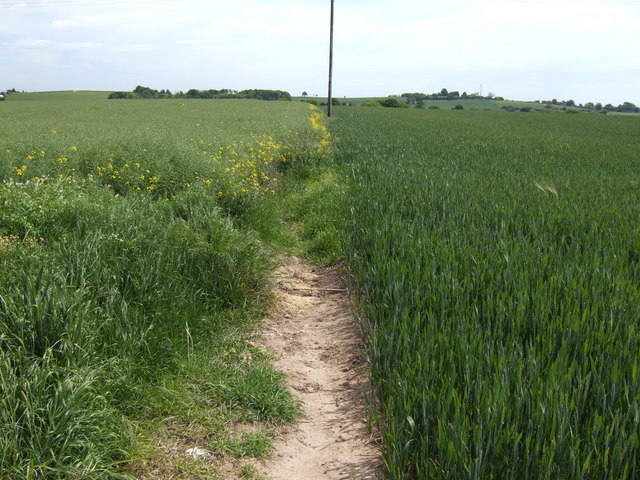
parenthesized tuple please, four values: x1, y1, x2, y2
(257, 257, 381, 480)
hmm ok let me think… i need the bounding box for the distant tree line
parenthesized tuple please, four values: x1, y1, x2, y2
(401, 88, 504, 104)
(538, 98, 639, 113)
(362, 97, 409, 108)
(400, 89, 639, 113)
(108, 85, 292, 101)
(0, 88, 18, 100)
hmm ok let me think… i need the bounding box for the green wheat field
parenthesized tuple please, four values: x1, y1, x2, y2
(1, 91, 639, 479)
(334, 107, 640, 479)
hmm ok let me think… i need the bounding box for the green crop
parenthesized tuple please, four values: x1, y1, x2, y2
(0, 92, 327, 478)
(332, 107, 640, 479)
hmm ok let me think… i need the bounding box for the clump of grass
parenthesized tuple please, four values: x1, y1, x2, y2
(0, 176, 280, 475)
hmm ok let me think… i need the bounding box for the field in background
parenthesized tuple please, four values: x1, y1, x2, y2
(0, 92, 330, 478)
(294, 96, 503, 110)
(332, 107, 640, 478)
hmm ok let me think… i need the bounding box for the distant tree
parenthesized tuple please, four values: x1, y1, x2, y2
(401, 93, 416, 105)
(107, 91, 135, 99)
(551, 99, 558, 105)
(378, 97, 409, 108)
(584, 102, 595, 109)
(595, 103, 603, 111)
(401, 92, 429, 104)
(133, 85, 158, 98)
(416, 99, 425, 109)
(565, 99, 576, 107)
(238, 89, 291, 101)
(302, 91, 308, 97)
(617, 101, 640, 113)
(440, 88, 449, 97)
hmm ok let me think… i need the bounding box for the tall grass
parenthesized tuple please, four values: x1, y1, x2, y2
(332, 107, 640, 478)
(0, 93, 327, 478)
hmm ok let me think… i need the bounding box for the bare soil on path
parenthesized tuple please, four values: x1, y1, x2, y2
(257, 257, 382, 480)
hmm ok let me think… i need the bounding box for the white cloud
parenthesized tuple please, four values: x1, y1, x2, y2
(50, 11, 157, 28)
(1, 0, 639, 104)
(12, 38, 101, 50)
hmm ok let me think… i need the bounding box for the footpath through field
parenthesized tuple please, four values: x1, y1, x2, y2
(256, 257, 381, 479)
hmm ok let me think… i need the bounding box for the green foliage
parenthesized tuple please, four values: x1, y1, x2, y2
(0, 178, 277, 476)
(362, 98, 409, 109)
(331, 107, 640, 479)
(402, 89, 490, 102)
(0, 93, 325, 477)
(378, 97, 409, 108)
(109, 86, 292, 101)
(618, 101, 639, 113)
(259, 163, 344, 266)
(539, 99, 639, 113)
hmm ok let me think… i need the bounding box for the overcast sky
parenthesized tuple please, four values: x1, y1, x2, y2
(2, 0, 639, 105)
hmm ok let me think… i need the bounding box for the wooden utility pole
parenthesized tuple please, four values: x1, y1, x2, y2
(327, 0, 335, 117)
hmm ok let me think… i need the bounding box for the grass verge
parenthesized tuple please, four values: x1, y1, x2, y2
(0, 95, 338, 479)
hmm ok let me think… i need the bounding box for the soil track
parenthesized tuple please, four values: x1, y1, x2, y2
(257, 257, 381, 479)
